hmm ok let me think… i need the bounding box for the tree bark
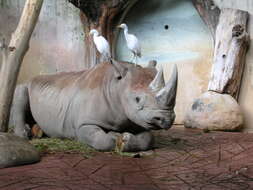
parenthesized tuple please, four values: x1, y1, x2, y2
(0, 0, 44, 132)
(69, 0, 138, 68)
(208, 8, 250, 99)
(192, 0, 220, 39)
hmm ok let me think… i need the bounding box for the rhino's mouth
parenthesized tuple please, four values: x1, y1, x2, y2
(133, 109, 174, 130)
(146, 122, 162, 130)
(147, 119, 173, 130)
(144, 110, 174, 130)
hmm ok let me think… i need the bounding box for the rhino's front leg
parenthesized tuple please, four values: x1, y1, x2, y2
(121, 131, 154, 152)
(77, 125, 120, 151)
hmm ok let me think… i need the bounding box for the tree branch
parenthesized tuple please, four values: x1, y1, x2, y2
(0, 0, 44, 132)
(192, 0, 220, 39)
(208, 8, 250, 99)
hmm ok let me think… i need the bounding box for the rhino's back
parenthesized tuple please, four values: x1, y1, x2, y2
(28, 70, 88, 138)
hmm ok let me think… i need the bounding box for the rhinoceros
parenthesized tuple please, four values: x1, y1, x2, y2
(12, 61, 177, 152)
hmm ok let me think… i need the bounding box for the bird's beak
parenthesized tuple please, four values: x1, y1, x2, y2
(117, 25, 122, 28)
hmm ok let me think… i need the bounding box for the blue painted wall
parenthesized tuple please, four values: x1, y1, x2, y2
(116, 0, 211, 65)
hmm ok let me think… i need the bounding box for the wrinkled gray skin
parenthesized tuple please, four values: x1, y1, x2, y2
(12, 61, 177, 152)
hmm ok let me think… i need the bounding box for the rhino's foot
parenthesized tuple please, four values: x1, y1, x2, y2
(119, 131, 154, 152)
(77, 125, 121, 151)
(77, 125, 154, 152)
(14, 124, 31, 139)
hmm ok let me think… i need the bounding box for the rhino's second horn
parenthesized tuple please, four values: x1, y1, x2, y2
(155, 64, 178, 108)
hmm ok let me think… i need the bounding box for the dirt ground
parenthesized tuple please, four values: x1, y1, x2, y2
(1, 128, 253, 190)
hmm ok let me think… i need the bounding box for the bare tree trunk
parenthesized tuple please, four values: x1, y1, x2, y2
(192, 0, 220, 39)
(69, 0, 138, 68)
(208, 8, 250, 99)
(0, 0, 44, 132)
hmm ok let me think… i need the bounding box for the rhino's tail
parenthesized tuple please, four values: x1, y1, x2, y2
(10, 84, 35, 138)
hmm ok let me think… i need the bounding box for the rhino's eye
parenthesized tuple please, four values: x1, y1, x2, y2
(135, 97, 140, 103)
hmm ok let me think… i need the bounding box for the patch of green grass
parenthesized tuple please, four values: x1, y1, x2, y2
(30, 138, 96, 158)
(30, 137, 156, 159)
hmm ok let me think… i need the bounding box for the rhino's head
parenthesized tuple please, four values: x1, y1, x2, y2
(116, 62, 178, 130)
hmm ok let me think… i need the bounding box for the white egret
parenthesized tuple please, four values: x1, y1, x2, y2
(118, 23, 141, 66)
(89, 29, 111, 62)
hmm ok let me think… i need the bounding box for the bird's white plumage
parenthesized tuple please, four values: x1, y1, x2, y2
(118, 23, 141, 66)
(119, 23, 141, 57)
(125, 34, 141, 56)
(93, 35, 111, 58)
(89, 29, 111, 60)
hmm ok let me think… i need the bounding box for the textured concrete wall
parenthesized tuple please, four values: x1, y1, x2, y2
(0, 0, 85, 83)
(116, 0, 213, 124)
(213, 0, 253, 132)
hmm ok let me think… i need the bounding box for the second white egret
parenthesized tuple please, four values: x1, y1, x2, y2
(118, 23, 141, 66)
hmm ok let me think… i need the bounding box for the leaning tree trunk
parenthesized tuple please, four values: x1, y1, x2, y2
(0, 0, 44, 132)
(208, 8, 250, 99)
(192, 0, 220, 39)
(69, 0, 138, 68)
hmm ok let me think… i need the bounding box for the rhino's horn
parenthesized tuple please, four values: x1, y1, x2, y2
(149, 66, 165, 92)
(155, 64, 178, 108)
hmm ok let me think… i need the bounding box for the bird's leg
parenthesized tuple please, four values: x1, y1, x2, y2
(133, 54, 138, 67)
(135, 55, 138, 67)
(102, 54, 110, 63)
(131, 53, 137, 67)
(130, 54, 135, 63)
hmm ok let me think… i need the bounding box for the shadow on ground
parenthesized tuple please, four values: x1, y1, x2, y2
(1, 127, 253, 190)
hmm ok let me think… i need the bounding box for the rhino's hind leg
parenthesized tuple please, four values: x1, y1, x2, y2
(121, 131, 154, 152)
(77, 125, 120, 151)
(12, 84, 32, 139)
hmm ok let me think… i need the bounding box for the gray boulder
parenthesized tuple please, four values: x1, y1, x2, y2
(184, 91, 243, 131)
(0, 132, 40, 168)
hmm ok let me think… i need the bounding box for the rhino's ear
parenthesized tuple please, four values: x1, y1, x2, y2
(147, 60, 157, 68)
(111, 59, 128, 80)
